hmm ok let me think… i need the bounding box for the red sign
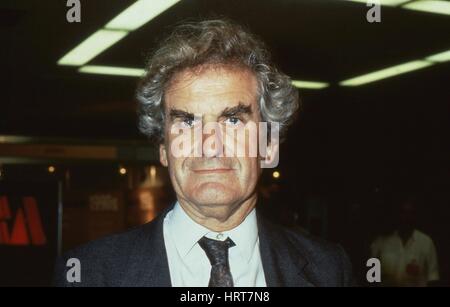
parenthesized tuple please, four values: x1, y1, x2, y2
(0, 196, 47, 246)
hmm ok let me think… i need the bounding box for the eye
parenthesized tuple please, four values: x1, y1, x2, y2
(181, 117, 198, 128)
(224, 117, 242, 126)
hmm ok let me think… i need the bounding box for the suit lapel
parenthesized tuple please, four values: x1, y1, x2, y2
(257, 211, 315, 287)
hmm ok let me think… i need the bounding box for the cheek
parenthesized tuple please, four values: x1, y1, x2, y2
(236, 157, 260, 189)
(167, 157, 189, 192)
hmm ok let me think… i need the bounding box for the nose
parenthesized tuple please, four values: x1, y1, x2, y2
(201, 120, 224, 158)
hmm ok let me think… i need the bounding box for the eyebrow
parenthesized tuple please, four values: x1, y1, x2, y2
(219, 102, 253, 119)
(168, 108, 194, 121)
(168, 102, 253, 121)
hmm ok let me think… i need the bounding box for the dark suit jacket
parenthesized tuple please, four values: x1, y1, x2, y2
(53, 206, 353, 287)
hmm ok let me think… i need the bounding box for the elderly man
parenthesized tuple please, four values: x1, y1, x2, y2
(54, 19, 352, 287)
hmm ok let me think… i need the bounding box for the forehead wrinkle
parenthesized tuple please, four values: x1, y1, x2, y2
(166, 65, 257, 97)
(168, 79, 255, 102)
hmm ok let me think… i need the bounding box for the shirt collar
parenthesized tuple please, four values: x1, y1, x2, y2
(393, 229, 417, 244)
(167, 201, 259, 263)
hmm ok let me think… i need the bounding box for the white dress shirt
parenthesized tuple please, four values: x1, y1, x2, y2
(371, 229, 439, 286)
(163, 202, 267, 287)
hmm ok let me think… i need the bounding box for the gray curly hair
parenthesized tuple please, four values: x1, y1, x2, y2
(136, 19, 300, 143)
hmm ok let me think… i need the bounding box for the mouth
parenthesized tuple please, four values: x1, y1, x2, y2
(192, 168, 234, 174)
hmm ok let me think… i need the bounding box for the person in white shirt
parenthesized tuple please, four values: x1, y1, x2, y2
(371, 199, 439, 286)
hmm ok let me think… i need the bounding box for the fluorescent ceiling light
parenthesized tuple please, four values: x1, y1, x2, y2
(80, 68, 331, 90)
(58, 29, 128, 66)
(105, 0, 182, 31)
(343, 0, 410, 6)
(339, 60, 434, 86)
(58, 1, 181, 66)
(292, 80, 329, 89)
(426, 49, 450, 62)
(79, 65, 145, 77)
(402, 0, 450, 16)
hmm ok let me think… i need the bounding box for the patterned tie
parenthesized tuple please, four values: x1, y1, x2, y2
(198, 236, 236, 287)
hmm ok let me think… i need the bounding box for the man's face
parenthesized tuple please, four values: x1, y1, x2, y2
(160, 66, 262, 213)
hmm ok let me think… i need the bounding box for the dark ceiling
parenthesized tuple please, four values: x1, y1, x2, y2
(0, 0, 449, 145)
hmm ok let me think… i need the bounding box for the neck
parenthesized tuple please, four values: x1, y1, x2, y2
(398, 227, 414, 243)
(177, 195, 257, 232)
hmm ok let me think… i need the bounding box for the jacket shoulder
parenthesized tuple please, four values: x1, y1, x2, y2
(53, 222, 153, 287)
(280, 225, 354, 286)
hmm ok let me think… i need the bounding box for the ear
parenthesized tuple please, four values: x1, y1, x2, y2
(159, 143, 168, 167)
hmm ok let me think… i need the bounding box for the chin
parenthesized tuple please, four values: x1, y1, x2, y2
(190, 182, 239, 206)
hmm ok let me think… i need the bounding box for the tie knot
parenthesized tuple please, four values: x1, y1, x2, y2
(198, 236, 235, 266)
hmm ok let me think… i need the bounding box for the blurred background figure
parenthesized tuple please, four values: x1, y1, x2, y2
(370, 197, 439, 286)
